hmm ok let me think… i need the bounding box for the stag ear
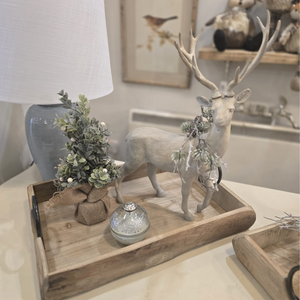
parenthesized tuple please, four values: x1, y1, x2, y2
(236, 89, 251, 104)
(197, 96, 212, 107)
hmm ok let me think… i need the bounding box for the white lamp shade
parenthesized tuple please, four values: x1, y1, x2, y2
(0, 0, 113, 104)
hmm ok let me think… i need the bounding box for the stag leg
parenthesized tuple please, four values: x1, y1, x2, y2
(197, 179, 215, 213)
(115, 161, 143, 204)
(181, 177, 194, 221)
(147, 163, 166, 198)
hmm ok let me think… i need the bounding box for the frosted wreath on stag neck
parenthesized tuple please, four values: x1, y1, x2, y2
(116, 12, 280, 221)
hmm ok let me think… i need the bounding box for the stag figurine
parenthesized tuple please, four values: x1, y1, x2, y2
(116, 12, 280, 221)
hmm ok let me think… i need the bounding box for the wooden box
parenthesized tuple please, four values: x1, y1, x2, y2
(233, 223, 299, 300)
(28, 168, 256, 300)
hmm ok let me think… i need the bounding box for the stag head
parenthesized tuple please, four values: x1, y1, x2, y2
(174, 11, 280, 128)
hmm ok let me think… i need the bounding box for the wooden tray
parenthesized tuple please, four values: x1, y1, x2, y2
(233, 223, 299, 300)
(28, 167, 256, 300)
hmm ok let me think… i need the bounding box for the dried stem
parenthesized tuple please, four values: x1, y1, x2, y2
(265, 212, 300, 232)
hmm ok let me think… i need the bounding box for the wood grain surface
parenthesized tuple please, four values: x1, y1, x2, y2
(28, 169, 256, 300)
(233, 223, 299, 300)
(198, 47, 299, 65)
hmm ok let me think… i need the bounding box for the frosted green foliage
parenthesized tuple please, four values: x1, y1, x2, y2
(193, 146, 222, 170)
(105, 159, 122, 182)
(172, 105, 224, 174)
(171, 149, 187, 173)
(197, 121, 212, 134)
(88, 167, 111, 188)
(201, 107, 213, 123)
(180, 121, 193, 134)
(171, 150, 186, 164)
(180, 107, 213, 137)
(53, 90, 120, 191)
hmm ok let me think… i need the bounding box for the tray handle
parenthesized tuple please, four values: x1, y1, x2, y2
(32, 195, 44, 246)
(217, 167, 222, 184)
(286, 265, 300, 300)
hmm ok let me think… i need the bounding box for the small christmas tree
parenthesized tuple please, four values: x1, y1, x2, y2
(53, 90, 120, 191)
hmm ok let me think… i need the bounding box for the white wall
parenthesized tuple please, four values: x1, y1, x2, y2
(0, 0, 299, 186)
(0, 102, 32, 184)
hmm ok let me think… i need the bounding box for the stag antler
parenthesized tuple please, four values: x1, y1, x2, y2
(226, 11, 281, 96)
(174, 29, 222, 99)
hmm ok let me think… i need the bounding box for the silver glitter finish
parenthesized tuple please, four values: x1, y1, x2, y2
(110, 202, 150, 245)
(122, 202, 137, 212)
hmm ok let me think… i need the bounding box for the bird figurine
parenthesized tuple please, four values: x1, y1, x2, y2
(143, 15, 178, 31)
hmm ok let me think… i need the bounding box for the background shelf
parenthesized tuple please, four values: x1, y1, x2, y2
(198, 47, 299, 65)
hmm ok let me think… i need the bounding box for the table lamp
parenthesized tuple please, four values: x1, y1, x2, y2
(0, 0, 113, 181)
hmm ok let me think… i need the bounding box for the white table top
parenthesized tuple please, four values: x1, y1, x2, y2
(0, 165, 299, 300)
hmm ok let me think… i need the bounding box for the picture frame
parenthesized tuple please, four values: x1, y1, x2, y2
(121, 0, 198, 89)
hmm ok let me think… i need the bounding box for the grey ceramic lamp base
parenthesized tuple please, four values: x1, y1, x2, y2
(25, 104, 68, 181)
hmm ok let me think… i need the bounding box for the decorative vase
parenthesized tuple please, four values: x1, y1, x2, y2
(25, 104, 69, 180)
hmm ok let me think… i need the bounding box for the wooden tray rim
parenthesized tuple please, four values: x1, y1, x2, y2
(28, 177, 254, 275)
(233, 223, 288, 275)
(232, 222, 299, 300)
(50, 207, 253, 276)
(28, 172, 256, 299)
